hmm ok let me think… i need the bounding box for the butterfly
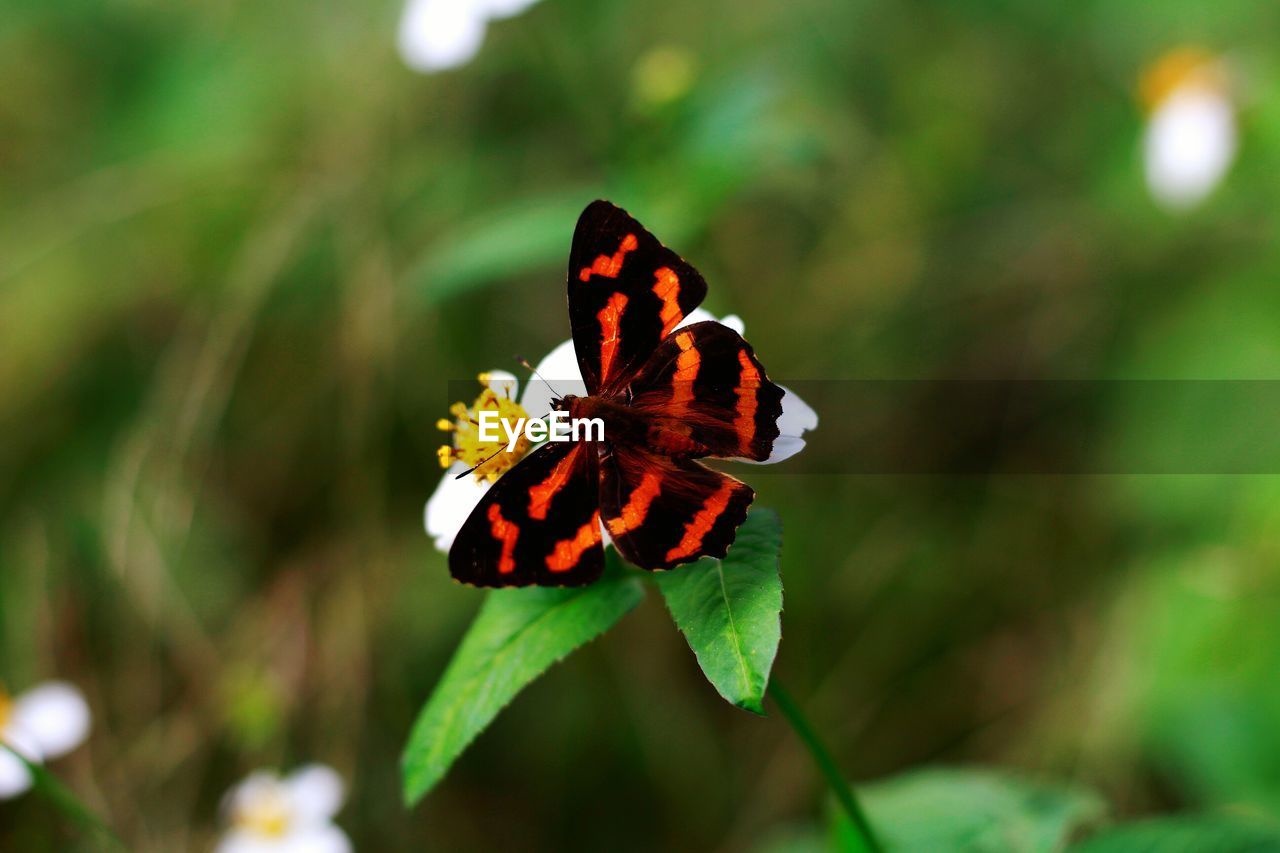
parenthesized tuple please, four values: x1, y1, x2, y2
(449, 200, 786, 587)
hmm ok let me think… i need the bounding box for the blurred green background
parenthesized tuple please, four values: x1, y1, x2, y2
(4, 0, 1280, 849)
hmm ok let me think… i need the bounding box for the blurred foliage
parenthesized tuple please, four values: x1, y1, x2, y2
(3, 0, 1280, 849)
(846, 767, 1104, 852)
(0, 745, 126, 852)
(1073, 813, 1280, 853)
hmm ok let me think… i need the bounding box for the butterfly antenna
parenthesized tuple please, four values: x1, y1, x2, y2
(452, 411, 554, 479)
(515, 355, 565, 400)
(454, 450, 504, 479)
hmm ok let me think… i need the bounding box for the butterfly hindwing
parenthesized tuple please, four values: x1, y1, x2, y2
(628, 320, 785, 462)
(449, 442, 604, 587)
(600, 445, 755, 571)
(568, 200, 708, 395)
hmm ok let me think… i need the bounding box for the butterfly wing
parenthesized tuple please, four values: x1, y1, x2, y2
(628, 320, 785, 462)
(568, 200, 708, 396)
(449, 442, 604, 587)
(600, 444, 755, 571)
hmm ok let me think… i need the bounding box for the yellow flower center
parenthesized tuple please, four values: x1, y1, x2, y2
(0, 689, 11, 731)
(1139, 47, 1227, 112)
(235, 789, 292, 838)
(437, 373, 532, 483)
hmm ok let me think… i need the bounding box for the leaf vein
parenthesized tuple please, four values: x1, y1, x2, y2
(716, 560, 753, 694)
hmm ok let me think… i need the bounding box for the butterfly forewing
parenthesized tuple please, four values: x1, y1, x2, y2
(629, 321, 784, 462)
(449, 442, 604, 587)
(600, 446, 755, 571)
(568, 200, 708, 395)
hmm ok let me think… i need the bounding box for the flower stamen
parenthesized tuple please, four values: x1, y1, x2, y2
(438, 374, 531, 483)
(234, 787, 292, 838)
(1140, 47, 1227, 113)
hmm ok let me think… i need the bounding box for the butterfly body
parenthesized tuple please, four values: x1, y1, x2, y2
(559, 394, 623, 432)
(560, 393, 698, 457)
(447, 201, 787, 588)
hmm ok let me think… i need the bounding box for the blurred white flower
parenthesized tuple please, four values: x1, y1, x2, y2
(1140, 47, 1237, 211)
(216, 764, 350, 853)
(0, 681, 91, 800)
(483, 0, 541, 18)
(398, 0, 543, 74)
(424, 310, 818, 553)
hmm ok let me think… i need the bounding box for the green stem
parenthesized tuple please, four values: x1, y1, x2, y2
(0, 743, 127, 851)
(768, 680, 883, 853)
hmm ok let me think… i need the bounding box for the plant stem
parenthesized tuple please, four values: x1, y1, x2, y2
(768, 680, 883, 853)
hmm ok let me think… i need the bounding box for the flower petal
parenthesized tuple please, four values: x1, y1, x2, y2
(734, 385, 818, 465)
(286, 764, 345, 824)
(671, 308, 745, 336)
(776, 384, 818, 436)
(12, 682, 90, 760)
(425, 463, 492, 552)
(397, 0, 488, 73)
(717, 314, 745, 335)
(282, 824, 353, 853)
(763, 436, 807, 463)
(0, 734, 37, 800)
(674, 307, 712, 329)
(520, 339, 587, 418)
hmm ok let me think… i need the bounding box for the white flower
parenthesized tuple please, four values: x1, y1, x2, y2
(483, 0, 541, 18)
(0, 681, 91, 800)
(424, 310, 818, 552)
(397, 0, 542, 74)
(425, 367, 539, 552)
(216, 764, 351, 853)
(1140, 48, 1237, 211)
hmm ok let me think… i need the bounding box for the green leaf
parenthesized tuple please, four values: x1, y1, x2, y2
(0, 744, 126, 851)
(1072, 813, 1280, 852)
(656, 508, 782, 714)
(401, 566, 645, 806)
(406, 191, 600, 303)
(842, 766, 1106, 853)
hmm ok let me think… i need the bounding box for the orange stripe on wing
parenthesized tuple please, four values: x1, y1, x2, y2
(528, 449, 579, 520)
(579, 233, 638, 281)
(734, 349, 761, 454)
(606, 472, 662, 537)
(653, 267, 682, 336)
(487, 503, 520, 574)
(597, 292, 629, 385)
(671, 331, 699, 406)
(664, 482, 737, 564)
(547, 512, 602, 572)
